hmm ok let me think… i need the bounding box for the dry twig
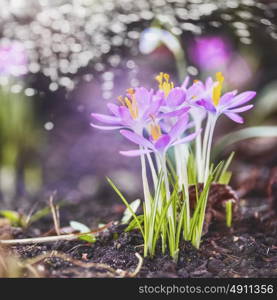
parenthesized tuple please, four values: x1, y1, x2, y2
(0, 222, 113, 245)
(49, 192, 61, 235)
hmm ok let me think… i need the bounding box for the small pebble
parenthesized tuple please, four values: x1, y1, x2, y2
(233, 236, 239, 242)
(207, 259, 225, 274)
(177, 268, 189, 278)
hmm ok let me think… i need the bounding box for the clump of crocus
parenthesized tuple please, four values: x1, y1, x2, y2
(91, 71, 256, 259)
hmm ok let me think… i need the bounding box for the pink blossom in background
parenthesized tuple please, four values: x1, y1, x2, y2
(189, 36, 232, 70)
(0, 41, 28, 77)
(226, 54, 253, 88)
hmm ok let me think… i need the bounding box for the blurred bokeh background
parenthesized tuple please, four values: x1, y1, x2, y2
(0, 0, 277, 212)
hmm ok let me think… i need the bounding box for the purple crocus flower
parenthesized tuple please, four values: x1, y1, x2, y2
(158, 86, 189, 117)
(119, 114, 199, 157)
(155, 72, 191, 132)
(156, 72, 187, 108)
(195, 72, 256, 123)
(180, 76, 217, 122)
(0, 41, 28, 76)
(183, 76, 215, 103)
(91, 87, 163, 133)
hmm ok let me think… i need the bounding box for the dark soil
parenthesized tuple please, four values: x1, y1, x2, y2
(1, 190, 277, 278)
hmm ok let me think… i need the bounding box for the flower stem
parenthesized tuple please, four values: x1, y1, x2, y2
(174, 145, 183, 188)
(161, 152, 177, 257)
(201, 120, 209, 183)
(161, 153, 170, 204)
(161, 153, 174, 224)
(195, 120, 203, 182)
(181, 145, 190, 240)
(146, 152, 158, 190)
(140, 147, 151, 217)
(204, 117, 217, 183)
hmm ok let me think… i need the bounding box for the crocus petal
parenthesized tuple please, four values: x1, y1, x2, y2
(181, 76, 190, 89)
(168, 114, 189, 140)
(118, 106, 134, 126)
(187, 120, 195, 129)
(90, 123, 123, 130)
(135, 87, 152, 107)
(205, 77, 214, 89)
(166, 87, 186, 106)
(160, 124, 171, 134)
(189, 105, 207, 122)
(229, 91, 256, 109)
(227, 104, 254, 113)
(91, 113, 122, 125)
(154, 135, 171, 151)
(120, 149, 153, 157)
(154, 90, 165, 103)
(195, 99, 216, 113)
(172, 131, 200, 146)
(224, 112, 244, 123)
(107, 103, 120, 116)
(143, 97, 163, 119)
(219, 91, 237, 106)
(186, 81, 205, 100)
(120, 130, 154, 149)
(160, 107, 190, 119)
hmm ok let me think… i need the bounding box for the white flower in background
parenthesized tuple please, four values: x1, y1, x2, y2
(139, 27, 182, 56)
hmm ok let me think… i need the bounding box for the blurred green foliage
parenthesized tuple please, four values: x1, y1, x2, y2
(0, 87, 43, 203)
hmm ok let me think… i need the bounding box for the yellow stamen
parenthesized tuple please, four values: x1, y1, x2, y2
(124, 96, 132, 111)
(164, 73, 170, 81)
(126, 88, 135, 95)
(117, 89, 139, 119)
(155, 72, 164, 86)
(124, 96, 138, 119)
(155, 72, 174, 97)
(150, 123, 162, 141)
(117, 96, 125, 106)
(212, 72, 224, 106)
